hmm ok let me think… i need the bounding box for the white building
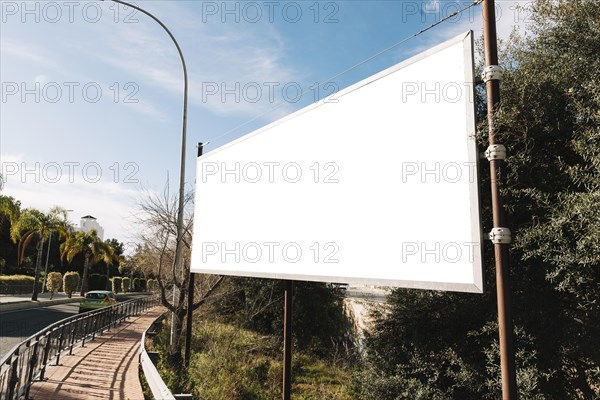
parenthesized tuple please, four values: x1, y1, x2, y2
(78, 215, 104, 240)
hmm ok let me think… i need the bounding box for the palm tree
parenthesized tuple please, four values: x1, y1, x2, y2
(61, 229, 116, 296)
(10, 206, 70, 301)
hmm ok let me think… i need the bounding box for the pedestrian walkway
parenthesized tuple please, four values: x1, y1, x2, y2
(28, 307, 166, 400)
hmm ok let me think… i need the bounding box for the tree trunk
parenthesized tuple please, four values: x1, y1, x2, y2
(80, 253, 90, 296)
(168, 309, 186, 369)
(31, 238, 44, 301)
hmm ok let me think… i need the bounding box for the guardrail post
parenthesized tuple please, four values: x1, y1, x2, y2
(24, 341, 39, 399)
(39, 335, 52, 380)
(8, 356, 19, 400)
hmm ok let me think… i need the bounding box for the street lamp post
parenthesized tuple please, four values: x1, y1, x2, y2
(102, 0, 188, 273)
(41, 209, 74, 294)
(102, 0, 189, 345)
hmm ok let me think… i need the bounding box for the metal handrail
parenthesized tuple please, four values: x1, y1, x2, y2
(0, 294, 160, 400)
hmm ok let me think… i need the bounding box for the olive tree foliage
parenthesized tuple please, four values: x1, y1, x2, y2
(133, 185, 223, 366)
(356, 1, 599, 399)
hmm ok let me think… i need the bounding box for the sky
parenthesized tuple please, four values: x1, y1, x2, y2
(0, 0, 531, 246)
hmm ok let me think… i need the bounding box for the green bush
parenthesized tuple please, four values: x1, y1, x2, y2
(45, 272, 62, 299)
(111, 277, 122, 294)
(121, 277, 131, 293)
(63, 272, 80, 298)
(88, 273, 108, 291)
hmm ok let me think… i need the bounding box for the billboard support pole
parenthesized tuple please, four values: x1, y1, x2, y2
(482, 0, 518, 398)
(282, 280, 293, 400)
(184, 142, 204, 368)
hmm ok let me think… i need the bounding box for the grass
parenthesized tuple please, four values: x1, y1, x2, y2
(156, 321, 356, 400)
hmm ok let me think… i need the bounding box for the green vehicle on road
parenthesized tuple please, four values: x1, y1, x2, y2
(79, 290, 118, 313)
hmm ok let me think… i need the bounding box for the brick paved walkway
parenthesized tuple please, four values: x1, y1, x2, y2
(29, 307, 166, 400)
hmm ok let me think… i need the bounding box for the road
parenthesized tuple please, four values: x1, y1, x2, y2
(0, 302, 80, 359)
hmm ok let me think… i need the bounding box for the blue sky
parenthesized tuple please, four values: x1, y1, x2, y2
(0, 0, 529, 244)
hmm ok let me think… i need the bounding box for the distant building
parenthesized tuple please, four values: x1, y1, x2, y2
(77, 215, 104, 240)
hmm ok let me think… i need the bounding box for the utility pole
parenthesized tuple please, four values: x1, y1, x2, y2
(184, 143, 204, 368)
(482, 0, 518, 398)
(282, 280, 293, 400)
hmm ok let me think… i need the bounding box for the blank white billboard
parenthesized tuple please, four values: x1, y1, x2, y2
(191, 31, 483, 293)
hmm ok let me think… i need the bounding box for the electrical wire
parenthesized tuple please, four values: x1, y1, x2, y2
(201, 0, 483, 149)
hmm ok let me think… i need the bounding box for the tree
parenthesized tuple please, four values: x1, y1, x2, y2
(61, 229, 117, 296)
(10, 206, 70, 301)
(0, 196, 20, 274)
(358, 1, 600, 398)
(45, 271, 62, 299)
(104, 238, 124, 287)
(134, 184, 224, 368)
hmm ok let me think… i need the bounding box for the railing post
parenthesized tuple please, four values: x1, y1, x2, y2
(69, 327, 76, 355)
(8, 356, 19, 400)
(81, 323, 88, 348)
(39, 334, 52, 380)
(101, 309, 107, 334)
(91, 314, 97, 341)
(24, 341, 39, 399)
(56, 330, 64, 366)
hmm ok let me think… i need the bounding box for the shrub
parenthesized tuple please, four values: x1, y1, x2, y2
(133, 278, 147, 292)
(63, 272, 80, 298)
(88, 273, 108, 291)
(45, 272, 62, 299)
(147, 279, 158, 292)
(112, 277, 122, 294)
(121, 277, 131, 293)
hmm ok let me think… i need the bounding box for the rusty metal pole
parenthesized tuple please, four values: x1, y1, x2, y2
(184, 143, 204, 369)
(282, 280, 293, 400)
(482, 0, 518, 398)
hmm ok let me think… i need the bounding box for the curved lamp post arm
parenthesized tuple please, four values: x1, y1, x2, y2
(102, 0, 188, 280)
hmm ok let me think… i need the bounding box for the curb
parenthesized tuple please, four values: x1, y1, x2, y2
(0, 297, 83, 314)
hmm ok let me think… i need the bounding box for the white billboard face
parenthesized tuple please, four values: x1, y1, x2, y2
(191, 31, 483, 293)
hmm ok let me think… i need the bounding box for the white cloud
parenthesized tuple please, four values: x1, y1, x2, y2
(68, 3, 299, 119)
(0, 39, 59, 68)
(1, 154, 142, 243)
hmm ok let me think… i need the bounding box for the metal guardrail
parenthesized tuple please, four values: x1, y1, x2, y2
(0, 294, 160, 400)
(140, 314, 176, 400)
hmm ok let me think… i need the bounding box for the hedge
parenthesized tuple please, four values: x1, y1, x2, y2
(121, 277, 131, 293)
(133, 278, 147, 292)
(0, 274, 41, 294)
(63, 272, 80, 298)
(111, 277, 122, 294)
